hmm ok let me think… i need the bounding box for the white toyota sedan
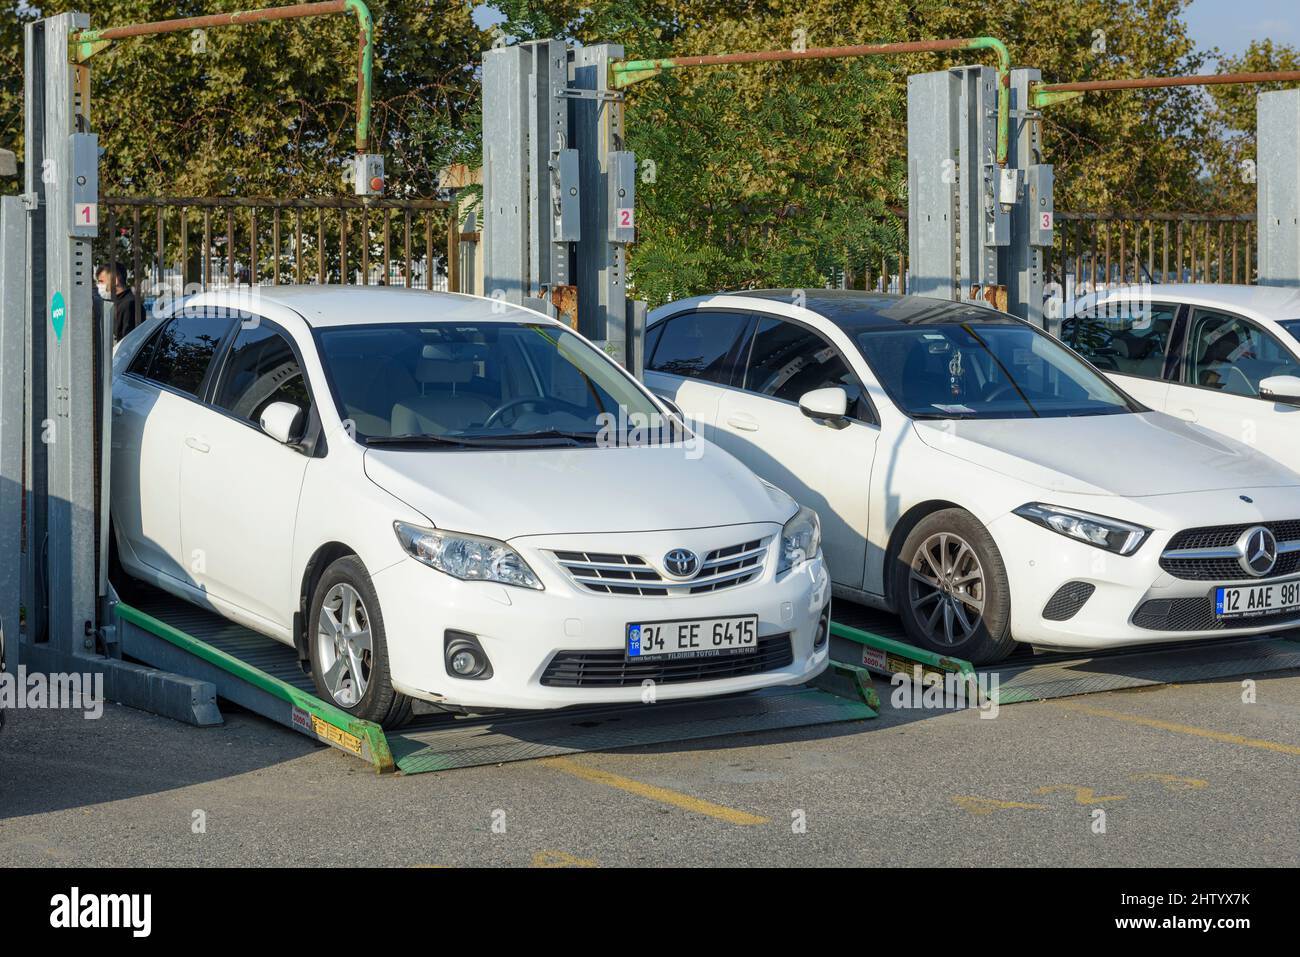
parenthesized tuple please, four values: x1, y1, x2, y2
(645, 290, 1300, 665)
(110, 287, 830, 725)
(1063, 283, 1300, 474)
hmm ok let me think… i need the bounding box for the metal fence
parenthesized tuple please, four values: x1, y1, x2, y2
(832, 210, 1258, 298)
(97, 196, 457, 329)
(1046, 213, 1257, 299)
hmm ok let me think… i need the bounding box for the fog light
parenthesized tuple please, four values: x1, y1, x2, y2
(814, 605, 830, 649)
(444, 631, 493, 680)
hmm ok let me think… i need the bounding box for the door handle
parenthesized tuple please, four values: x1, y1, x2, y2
(1172, 408, 1198, 423)
(725, 413, 760, 432)
(185, 436, 210, 453)
(111, 400, 124, 417)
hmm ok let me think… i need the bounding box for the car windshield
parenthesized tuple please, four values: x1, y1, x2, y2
(855, 321, 1137, 420)
(314, 321, 664, 446)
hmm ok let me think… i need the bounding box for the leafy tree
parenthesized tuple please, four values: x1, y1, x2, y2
(1201, 40, 1300, 211)
(497, 0, 1223, 305)
(0, 0, 486, 197)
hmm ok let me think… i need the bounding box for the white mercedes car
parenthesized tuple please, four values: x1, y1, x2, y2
(645, 290, 1300, 665)
(1063, 283, 1300, 474)
(110, 287, 830, 726)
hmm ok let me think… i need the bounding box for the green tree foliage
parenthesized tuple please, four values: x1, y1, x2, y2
(1202, 39, 1300, 211)
(499, 0, 1222, 304)
(0, 1, 486, 196)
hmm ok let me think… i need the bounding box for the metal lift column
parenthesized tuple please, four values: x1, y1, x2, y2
(907, 66, 1010, 306)
(2, 12, 217, 723)
(1258, 88, 1300, 285)
(1002, 68, 1055, 328)
(482, 40, 646, 374)
(23, 11, 102, 660)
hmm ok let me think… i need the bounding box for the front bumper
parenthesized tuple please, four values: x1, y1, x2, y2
(373, 524, 831, 709)
(989, 509, 1300, 651)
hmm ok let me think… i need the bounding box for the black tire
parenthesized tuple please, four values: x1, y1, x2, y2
(890, 508, 1017, 665)
(308, 555, 412, 729)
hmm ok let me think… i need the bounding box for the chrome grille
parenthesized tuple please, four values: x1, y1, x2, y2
(1160, 520, 1300, 581)
(553, 537, 771, 596)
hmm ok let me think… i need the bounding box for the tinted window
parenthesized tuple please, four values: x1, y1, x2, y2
(856, 322, 1133, 420)
(647, 311, 750, 385)
(127, 324, 164, 377)
(1064, 302, 1178, 380)
(213, 324, 313, 425)
(1186, 309, 1300, 397)
(143, 314, 232, 396)
(744, 317, 869, 419)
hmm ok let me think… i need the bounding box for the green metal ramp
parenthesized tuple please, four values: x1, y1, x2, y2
(388, 686, 874, 773)
(113, 585, 876, 774)
(831, 600, 1300, 705)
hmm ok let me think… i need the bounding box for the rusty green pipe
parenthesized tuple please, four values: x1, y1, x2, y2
(70, 1, 374, 154)
(612, 36, 1013, 166)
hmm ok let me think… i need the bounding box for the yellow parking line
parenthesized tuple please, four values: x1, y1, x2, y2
(542, 756, 770, 826)
(1053, 700, 1300, 756)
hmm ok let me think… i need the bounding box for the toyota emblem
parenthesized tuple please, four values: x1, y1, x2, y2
(1237, 526, 1278, 578)
(662, 548, 700, 579)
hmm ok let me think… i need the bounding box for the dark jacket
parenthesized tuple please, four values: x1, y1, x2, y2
(110, 290, 141, 342)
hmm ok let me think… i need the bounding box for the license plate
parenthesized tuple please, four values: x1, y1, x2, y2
(1214, 580, 1300, 618)
(626, 615, 759, 660)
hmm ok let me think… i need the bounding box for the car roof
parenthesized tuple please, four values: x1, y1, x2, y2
(650, 289, 1019, 331)
(179, 285, 552, 329)
(1077, 283, 1300, 322)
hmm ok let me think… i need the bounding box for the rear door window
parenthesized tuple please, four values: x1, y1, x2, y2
(140, 313, 234, 397)
(646, 310, 752, 386)
(1063, 302, 1178, 381)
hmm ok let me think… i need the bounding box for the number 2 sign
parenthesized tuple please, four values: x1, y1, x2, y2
(617, 208, 635, 229)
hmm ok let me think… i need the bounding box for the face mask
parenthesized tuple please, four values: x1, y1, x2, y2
(97, 282, 110, 298)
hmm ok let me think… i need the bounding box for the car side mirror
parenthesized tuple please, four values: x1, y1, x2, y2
(1260, 375, 1300, 406)
(799, 387, 849, 427)
(260, 401, 304, 445)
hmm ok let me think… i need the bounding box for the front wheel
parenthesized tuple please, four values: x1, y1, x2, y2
(308, 556, 412, 728)
(891, 509, 1017, 665)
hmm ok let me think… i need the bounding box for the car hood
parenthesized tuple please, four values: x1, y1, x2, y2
(363, 442, 790, 540)
(913, 411, 1300, 497)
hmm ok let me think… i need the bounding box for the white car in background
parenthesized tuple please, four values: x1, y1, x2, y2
(645, 290, 1300, 665)
(1062, 283, 1300, 473)
(110, 287, 830, 726)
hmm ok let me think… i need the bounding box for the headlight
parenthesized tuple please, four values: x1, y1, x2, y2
(393, 521, 543, 590)
(778, 506, 822, 574)
(1013, 503, 1150, 556)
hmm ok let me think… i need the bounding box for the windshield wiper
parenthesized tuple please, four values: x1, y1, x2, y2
(364, 433, 509, 448)
(462, 429, 601, 445)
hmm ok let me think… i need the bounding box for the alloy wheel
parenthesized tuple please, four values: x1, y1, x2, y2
(316, 583, 373, 707)
(907, 532, 986, 647)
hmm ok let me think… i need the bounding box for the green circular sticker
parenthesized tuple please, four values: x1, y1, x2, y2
(51, 291, 66, 342)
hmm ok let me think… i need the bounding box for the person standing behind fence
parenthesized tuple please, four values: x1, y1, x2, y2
(97, 263, 140, 342)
